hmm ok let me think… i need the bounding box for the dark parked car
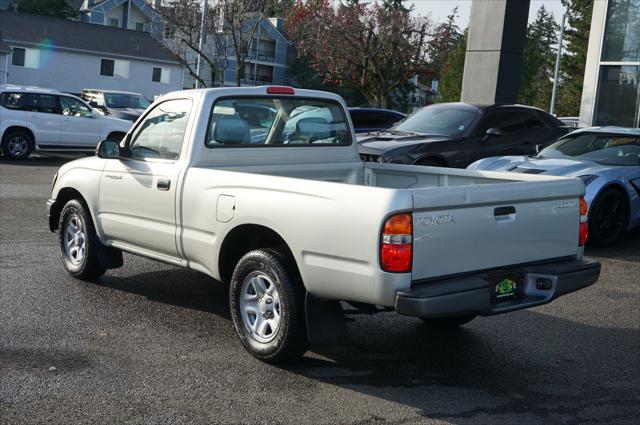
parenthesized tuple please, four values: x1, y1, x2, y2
(80, 89, 151, 122)
(358, 103, 571, 168)
(349, 108, 405, 133)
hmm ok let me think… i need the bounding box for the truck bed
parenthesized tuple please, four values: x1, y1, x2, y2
(191, 159, 584, 285)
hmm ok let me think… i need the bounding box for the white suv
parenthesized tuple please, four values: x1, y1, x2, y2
(0, 85, 133, 160)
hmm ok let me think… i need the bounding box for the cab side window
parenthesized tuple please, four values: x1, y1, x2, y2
(128, 98, 191, 160)
(59, 96, 93, 118)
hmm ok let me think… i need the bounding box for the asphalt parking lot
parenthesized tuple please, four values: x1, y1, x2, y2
(1, 155, 639, 425)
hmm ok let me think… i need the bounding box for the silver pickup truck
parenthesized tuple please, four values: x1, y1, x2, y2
(48, 86, 600, 363)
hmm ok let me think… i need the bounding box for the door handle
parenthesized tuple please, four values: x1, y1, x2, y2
(157, 179, 171, 191)
(494, 206, 516, 216)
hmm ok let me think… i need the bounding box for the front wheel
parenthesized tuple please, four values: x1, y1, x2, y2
(58, 199, 105, 280)
(420, 315, 476, 328)
(229, 248, 308, 363)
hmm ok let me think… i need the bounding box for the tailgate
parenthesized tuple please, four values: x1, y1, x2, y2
(410, 179, 584, 280)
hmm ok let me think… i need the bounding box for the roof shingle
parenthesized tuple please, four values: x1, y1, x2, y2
(0, 10, 178, 64)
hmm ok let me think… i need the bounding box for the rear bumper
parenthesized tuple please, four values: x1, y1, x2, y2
(395, 259, 601, 318)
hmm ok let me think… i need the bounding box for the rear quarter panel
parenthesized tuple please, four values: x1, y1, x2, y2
(180, 166, 413, 305)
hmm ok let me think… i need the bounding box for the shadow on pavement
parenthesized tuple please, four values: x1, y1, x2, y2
(0, 153, 85, 167)
(97, 268, 230, 319)
(585, 227, 640, 261)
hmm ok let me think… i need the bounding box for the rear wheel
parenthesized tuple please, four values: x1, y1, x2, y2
(589, 188, 629, 246)
(229, 248, 308, 363)
(420, 315, 476, 328)
(2, 130, 34, 160)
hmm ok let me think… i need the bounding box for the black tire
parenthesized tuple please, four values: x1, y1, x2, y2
(58, 199, 105, 280)
(589, 188, 629, 246)
(229, 248, 308, 363)
(107, 132, 126, 142)
(415, 157, 447, 167)
(1, 129, 34, 160)
(420, 315, 476, 328)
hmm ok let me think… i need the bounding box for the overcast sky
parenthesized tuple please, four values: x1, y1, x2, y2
(406, 0, 567, 25)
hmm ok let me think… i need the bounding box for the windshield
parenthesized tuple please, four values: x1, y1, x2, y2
(392, 105, 479, 136)
(539, 133, 640, 166)
(104, 93, 150, 109)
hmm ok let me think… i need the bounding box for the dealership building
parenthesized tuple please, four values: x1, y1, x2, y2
(580, 0, 640, 128)
(462, 0, 639, 128)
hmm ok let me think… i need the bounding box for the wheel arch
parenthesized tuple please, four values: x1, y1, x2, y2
(106, 131, 127, 141)
(412, 154, 449, 167)
(1, 125, 35, 144)
(218, 224, 301, 285)
(589, 183, 631, 227)
(49, 187, 97, 232)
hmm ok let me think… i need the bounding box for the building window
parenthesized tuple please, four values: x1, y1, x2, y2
(100, 58, 130, 79)
(135, 22, 144, 31)
(11, 47, 39, 68)
(164, 26, 176, 39)
(601, 0, 640, 62)
(594, 65, 640, 127)
(152, 67, 171, 83)
(108, 18, 119, 28)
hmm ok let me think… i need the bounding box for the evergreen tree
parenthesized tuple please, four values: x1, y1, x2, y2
(438, 29, 467, 103)
(557, 0, 593, 116)
(18, 0, 78, 18)
(427, 7, 462, 85)
(518, 6, 559, 110)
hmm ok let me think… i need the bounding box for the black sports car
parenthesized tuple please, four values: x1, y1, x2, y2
(358, 103, 571, 168)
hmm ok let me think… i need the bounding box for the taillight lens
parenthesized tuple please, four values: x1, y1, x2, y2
(579, 196, 588, 246)
(381, 213, 412, 273)
(579, 222, 589, 246)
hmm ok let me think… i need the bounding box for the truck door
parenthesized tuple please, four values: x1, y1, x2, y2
(98, 98, 192, 259)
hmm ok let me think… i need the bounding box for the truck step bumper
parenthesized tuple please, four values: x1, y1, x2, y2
(395, 259, 601, 318)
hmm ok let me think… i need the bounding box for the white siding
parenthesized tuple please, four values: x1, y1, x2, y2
(6, 46, 182, 99)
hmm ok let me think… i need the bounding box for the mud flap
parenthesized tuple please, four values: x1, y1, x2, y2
(96, 244, 123, 269)
(305, 293, 347, 344)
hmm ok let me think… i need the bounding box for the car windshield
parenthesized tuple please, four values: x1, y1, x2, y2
(539, 133, 640, 166)
(104, 93, 150, 109)
(391, 105, 479, 136)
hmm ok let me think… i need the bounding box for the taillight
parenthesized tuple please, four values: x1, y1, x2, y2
(579, 196, 588, 246)
(381, 213, 412, 273)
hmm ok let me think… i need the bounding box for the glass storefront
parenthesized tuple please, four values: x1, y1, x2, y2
(594, 65, 640, 127)
(601, 0, 640, 62)
(593, 0, 640, 127)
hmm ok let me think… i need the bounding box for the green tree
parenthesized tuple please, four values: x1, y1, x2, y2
(557, 0, 593, 116)
(438, 29, 467, 102)
(518, 6, 559, 110)
(268, 0, 295, 16)
(18, 0, 78, 18)
(427, 7, 462, 84)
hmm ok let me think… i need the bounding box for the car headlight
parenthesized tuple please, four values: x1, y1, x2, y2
(578, 175, 598, 187)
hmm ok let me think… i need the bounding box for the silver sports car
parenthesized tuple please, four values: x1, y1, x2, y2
(468, 127, 640, 245)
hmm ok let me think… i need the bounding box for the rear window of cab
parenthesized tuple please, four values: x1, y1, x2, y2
(205, 97, 352, 147)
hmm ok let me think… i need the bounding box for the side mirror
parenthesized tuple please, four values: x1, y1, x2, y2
(96, 139, 120, 159)
(486, 128, 502, 137)
(481, 127, 502, 142)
